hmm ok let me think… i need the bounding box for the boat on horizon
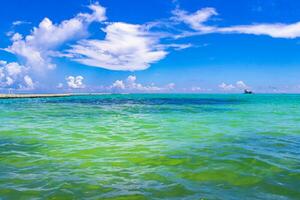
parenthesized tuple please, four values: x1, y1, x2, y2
(244, 89, 253, 94)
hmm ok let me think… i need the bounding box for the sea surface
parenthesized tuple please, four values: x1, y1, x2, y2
(0, 94, 299, 200)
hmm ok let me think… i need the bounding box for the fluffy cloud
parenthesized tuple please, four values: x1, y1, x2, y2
(172, 7, 218, 33)
(236, 80, 249, 90)
(219, 81, 250, 91)
(123, 75, 162, 91)
(0, 61, 34, 89)
(67, 22, 168, 71)
(4, 2, 193, 74)
(111, 80, 125, 89)
(4, 2, 106, 71)
(11, 33, 23, 41)
(24, 75, 34, 89)
(78, 2, 107, 23)
(218, 83, 235, 91)
(66, 76, 85, 89)
(110, 75, 174, 92)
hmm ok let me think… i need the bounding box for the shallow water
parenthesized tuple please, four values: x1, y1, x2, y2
(0, 94, 299, 200)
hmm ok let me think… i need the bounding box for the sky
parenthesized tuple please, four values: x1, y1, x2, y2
(1, 0, 300, 93)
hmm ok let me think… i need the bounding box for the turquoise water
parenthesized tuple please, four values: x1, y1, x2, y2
(0, 94, 299, 200)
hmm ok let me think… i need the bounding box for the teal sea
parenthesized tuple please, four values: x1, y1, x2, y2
(0, 94, 299, 200)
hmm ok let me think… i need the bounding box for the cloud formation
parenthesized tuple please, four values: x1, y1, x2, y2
(218, 82, 235, 91)
(236, 80, 249, 90)
(0, 61, 34, 89)
(111, 80, 125, 90)
(4, 2, 106, 71)
(67, 22, 168, 71)
(5, 1, 297, 75)
(12, 20, 31, 26)
(172, 7, 218, 33)
(110, 75, 175, 92)
(66, 76, 85, 89)
(219, 81, 250, 91)
(23, 75, 34, 89)
(219, 22, 300, 39)
(173, 7, 300, 39)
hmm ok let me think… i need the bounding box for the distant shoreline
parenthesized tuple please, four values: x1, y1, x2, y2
(0, 93, 112, 99)
(0, 94, 72, 99)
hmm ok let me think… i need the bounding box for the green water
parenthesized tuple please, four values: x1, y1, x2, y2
(0, 94, 299, 200)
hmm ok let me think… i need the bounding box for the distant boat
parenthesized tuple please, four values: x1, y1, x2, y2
(244, 89, 253, 94)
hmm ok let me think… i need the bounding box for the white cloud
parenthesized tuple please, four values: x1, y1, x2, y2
(172, 7, 218, 33)
(12, 20, 30, 26)
(219, 81, 250, 91)
(109, 75, 173, 92)
(218, 82, 235, 91)
(219, 22, 300, 39)
(128, 75, 159, 90)
(66, 75, 85, 89)
(12, 21, 24, 26)
(124, 75, 161, 91)
(236, 80, 249, 90)
(11, 33, 23, 41)
(0, 61, 34, 89)
(79, 2, 107, 23)
(24, 75, 34, 89)
(173, 7, 300, 39)
(111, 80, 125, 89)
(67, 22, 168, 71)
(4, 2, 193, 74)
(4, 2, 106, 71)
(5, 77, 14, 86)
(127, 75, 137, 83)
(157, 43, 193, 50)
(0, 60, 7, 66)
(5, 62, 23, 76)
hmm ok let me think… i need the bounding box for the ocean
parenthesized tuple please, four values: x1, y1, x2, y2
(0, 94, 299, 199)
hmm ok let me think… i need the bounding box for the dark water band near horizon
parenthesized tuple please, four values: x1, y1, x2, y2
(0, 94, 299, 199)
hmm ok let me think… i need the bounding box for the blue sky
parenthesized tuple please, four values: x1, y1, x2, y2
(1, 0, 300, 93)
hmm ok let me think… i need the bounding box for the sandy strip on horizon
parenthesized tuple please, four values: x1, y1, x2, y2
(0, 94, 72, 99)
